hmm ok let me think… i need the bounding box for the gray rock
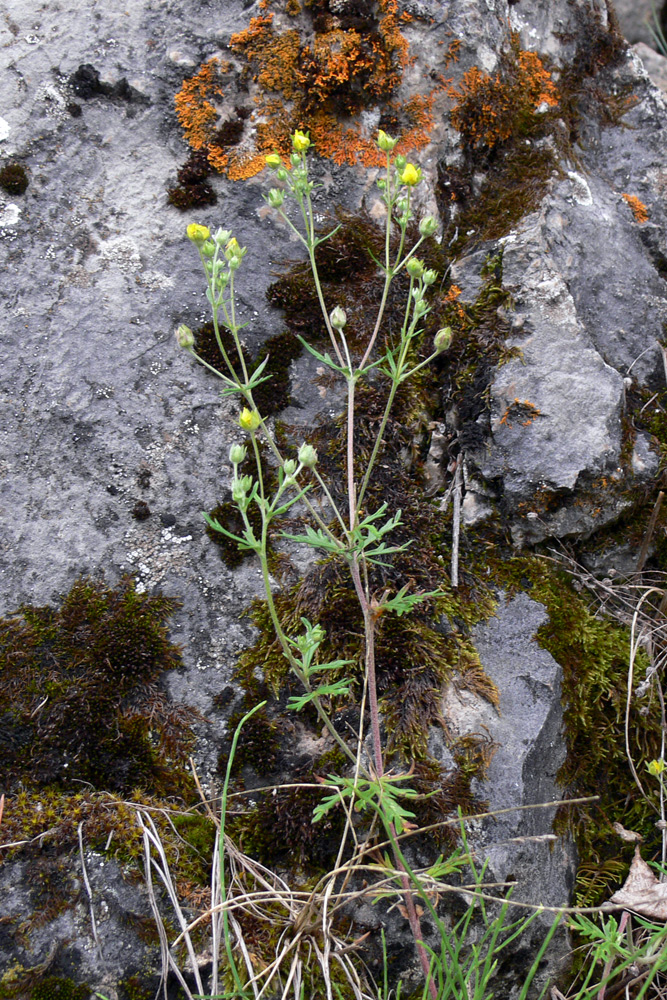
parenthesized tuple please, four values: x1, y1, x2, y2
(612, 0, 659, 47)
(440, 592, 575, 996)
(633, 41, 667, 93)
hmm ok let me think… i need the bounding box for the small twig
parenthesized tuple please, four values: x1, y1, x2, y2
(78, 822, 104, 964)
(451, 457, 463, 588)
(636, 491, 664, 573)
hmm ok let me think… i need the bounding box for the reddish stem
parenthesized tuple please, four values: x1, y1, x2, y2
(349, 557, 438, 1000)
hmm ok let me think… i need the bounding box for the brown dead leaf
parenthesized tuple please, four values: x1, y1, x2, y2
(609, 845, 667, 921)
(612, 821, 643, 843)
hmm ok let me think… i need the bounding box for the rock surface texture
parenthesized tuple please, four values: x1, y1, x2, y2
(2, 0, 667, 996)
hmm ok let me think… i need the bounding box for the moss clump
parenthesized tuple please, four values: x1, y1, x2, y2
(0, 162, 29, 195)
(192, 322, 301, 416)
(0, 576, 193, 795)
(30, 978, 89, 1000)
(488, 552, 661, 897)
(206, 499, 262, 569)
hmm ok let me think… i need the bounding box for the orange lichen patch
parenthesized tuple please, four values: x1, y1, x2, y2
(175, 0, 433, 177)
(442, 283, 465, 322)
(499, 398, 542, 428)
(174, 58, 229, 152)
(450, 40, 558, 150)
(622, 193, 649, 223)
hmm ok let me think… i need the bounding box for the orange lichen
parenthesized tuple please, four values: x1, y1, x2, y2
(175, 0, 433, 178)
(622, 193, 649, 223)
(174, 58, 229, 153)
(499, 398, 541, 429)
(450, 39, 558, 150)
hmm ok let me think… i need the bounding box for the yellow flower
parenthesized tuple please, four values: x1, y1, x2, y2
(265, 153, 282, 169)
(400, 163, 422, 187)
(292, 130, 311, 153)
(648, 759, 666, 776)
(239, 407, 261, 431)
(186, 223, 211, 245)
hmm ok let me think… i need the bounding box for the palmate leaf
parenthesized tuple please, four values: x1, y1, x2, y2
(312, 773, 419, 833)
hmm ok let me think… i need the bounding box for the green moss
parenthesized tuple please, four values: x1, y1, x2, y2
(0, 576, 194, 795)
(31, 978, 89, 1000)
(228, 779, 345, 870)
(119, 976, 155, 1000)
(489, 551, 662, 893)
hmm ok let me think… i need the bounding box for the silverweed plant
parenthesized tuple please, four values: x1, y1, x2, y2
(173, 129, 561, 999)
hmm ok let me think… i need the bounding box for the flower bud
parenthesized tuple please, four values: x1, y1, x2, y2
(377, 129, 398, 152)
(229, 443, 247, 465)
(186, 223, 211, 245)
(265, 153, 282, 169)
(422, 268, 438, 286)
(400, 163, 422, 187)
(298, 442, 318, 468)
(292, 130, 311, 152)
(213, 228, 232, 246)
(329, 305, 347, 330)
(225, 237, 241, 260)
(414, 298, 428, 316)
(267, 188, 284, 208)
(201, 240, 215, 258)
(232, 478, 247, 503)
(405, 257, 425, 279)
(434, 327, 452, 352)
(276, 166, 288, 181)
(239, 407, 261, 431)
(376, 177, 386, 190)
(175, 324, 194, 349)
(419, 215, 438, 237)
(283, 459, 297, 477)
(290, 152, 302, 167)
(394, 154, 406, 171)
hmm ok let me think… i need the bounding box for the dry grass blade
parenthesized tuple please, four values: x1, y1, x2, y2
(137, 810, 206, 1000)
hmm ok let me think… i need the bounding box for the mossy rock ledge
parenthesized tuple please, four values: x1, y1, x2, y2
(2, 0, 667, 996)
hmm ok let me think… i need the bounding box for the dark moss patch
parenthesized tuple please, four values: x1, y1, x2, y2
(31, 977, 90, 1000)
(0, 163, 28, 195)
(131, 500, 151, 521)
(167, 182, 217, 210)
(168, 150, 217, 209)
(192, 320, 303, 416)
(0, 576, 194, 795)
(228, 778, 345, 870)
(206, 499, 263, 568)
